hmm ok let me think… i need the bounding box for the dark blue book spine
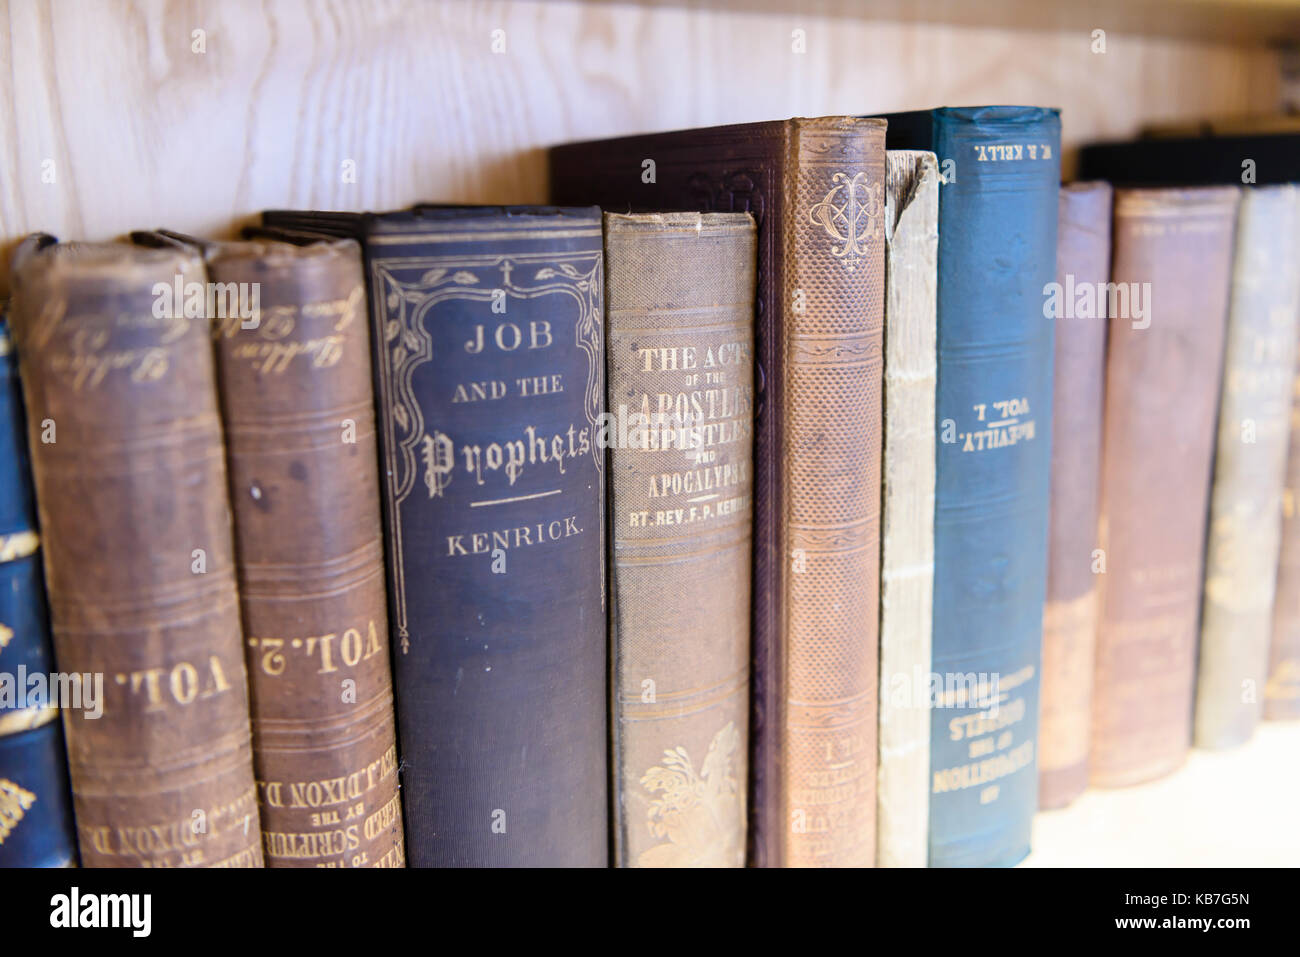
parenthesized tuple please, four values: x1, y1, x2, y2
(361, 208, 608, 866)
(0, 317, 78, 868)
(883, 107, 1060, 866)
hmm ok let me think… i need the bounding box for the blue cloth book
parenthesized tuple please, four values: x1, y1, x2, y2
(0, 314, 78, 868)
(875, 107, 1061, 866)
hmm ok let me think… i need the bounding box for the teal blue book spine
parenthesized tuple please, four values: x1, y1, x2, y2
(0, 316, 78, 868)
(879, 107, 1061, 866)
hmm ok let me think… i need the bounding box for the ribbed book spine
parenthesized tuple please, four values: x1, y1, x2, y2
(876, 150, 938, 868)
(777, 119, 885, 867)
(884, 106, 1061, 866)
(1091, 188, 1239, 786)
(1195, 185, 1300, 748)
(10, 240, 262, 867)
(274, 207, 611, 866)
(603, 212, 755, 868)
(1038, 182, 1112, 809)
(0, 313, 78, 868)
(207, 240, 405, 867)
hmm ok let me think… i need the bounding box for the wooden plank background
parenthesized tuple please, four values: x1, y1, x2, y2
(0, 0, 1284, 291)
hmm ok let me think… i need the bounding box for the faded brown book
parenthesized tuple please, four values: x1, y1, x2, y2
(9, 237, 262, 867)
(1090, 188, 1239, 787)
(1268, 341, 1300, 720)
(201, 238, 405, 867)
(555, 117, 885, 866)
(604, 212, 755, 868)
(1038, 182, 1112, 809)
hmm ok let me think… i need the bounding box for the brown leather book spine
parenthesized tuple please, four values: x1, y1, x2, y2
(603, 212, 755, 867)
(779, 118, 885, 866)
(206, 241, 405, 868)
(1090, 187, 1239, 787)
(1268, 341, 1300, 720)
(1039, 182, 1112, 809)
(10, 239, 263, 867)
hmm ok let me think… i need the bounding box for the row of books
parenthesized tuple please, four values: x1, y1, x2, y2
(0, 107, 1295, 868)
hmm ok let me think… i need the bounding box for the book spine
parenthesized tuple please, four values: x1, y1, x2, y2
(777, 118, 885, 867)
(1038, 182, 1112, 810)
(1268, 340, 1300, 712)
(1268, 343, 1300, 720)
(926, 107, 1060, 867)
(603, 212, 755, 868)
(877, 150, 938, 867)
(10, 243, 263, 867)
(0, 315, 78, 867)
(207, 242, 405, 867)
(1091, 187, 1239, 786)
(1195, 186, 1300, 748)
(364, 209, 608, 866)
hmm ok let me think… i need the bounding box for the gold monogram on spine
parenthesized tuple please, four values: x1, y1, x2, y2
(808, 172, 883, 272)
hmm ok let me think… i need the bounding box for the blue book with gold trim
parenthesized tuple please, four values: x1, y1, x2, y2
(875, 107, 1061, 866)
(0, 313, 77, 868)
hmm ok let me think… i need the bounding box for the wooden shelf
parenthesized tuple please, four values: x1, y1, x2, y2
(1025, 721, 1300, 866)
(0, 0, 1285, 294)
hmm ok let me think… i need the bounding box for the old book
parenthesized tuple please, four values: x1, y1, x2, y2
(166, 234, 405, 867)
(1268, 341, 1300, 720)
(603, 211, 755, 868)
(1195, 186, 1300, 748)
(261, 206, 608, 867)
(8, 237, 262, 867)
(1091, 187, 1239, 787)
(1038, 182, 1112, 810)
(553, 117, 886, 867)
(878, 107, 1061, 867)
(876, 150, 938, 868)
(0, 310, 78, 868)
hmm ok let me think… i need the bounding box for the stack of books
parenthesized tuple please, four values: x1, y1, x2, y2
(0, 107, 1295, 868)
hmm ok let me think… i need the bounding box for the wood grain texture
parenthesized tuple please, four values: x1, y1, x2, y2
(0, 0, 1282, 294)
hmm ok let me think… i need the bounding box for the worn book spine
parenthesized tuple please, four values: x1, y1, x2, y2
(10, 239, 263, 867)
(1268, 344, 1300, 719)
(551, 116, 885, 867)
(603, 212, 755, 868)
(1038, 182, 1112, 810)
(1091, 188, 1240, 786)
(205, 240, 405, 867)
(261, 206, 610, 866)
(876, 150, 938, 868)
(0, 313, 78, 868)
(1194, 186, 1300, 749)
(777, 119, 885, 868)
(880, 106, 1061, 866)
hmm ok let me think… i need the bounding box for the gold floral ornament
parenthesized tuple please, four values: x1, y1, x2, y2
(637, 721, 744, 867)
(808, 172, 882, 272)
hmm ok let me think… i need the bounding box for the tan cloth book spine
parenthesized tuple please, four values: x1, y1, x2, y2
(876, 150, 937, 867)
(9, 237, 263, 867)
(1195, 185, 1300, 748)
(1267, 340, 1300, 720)
(604, 212, 756, 868)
